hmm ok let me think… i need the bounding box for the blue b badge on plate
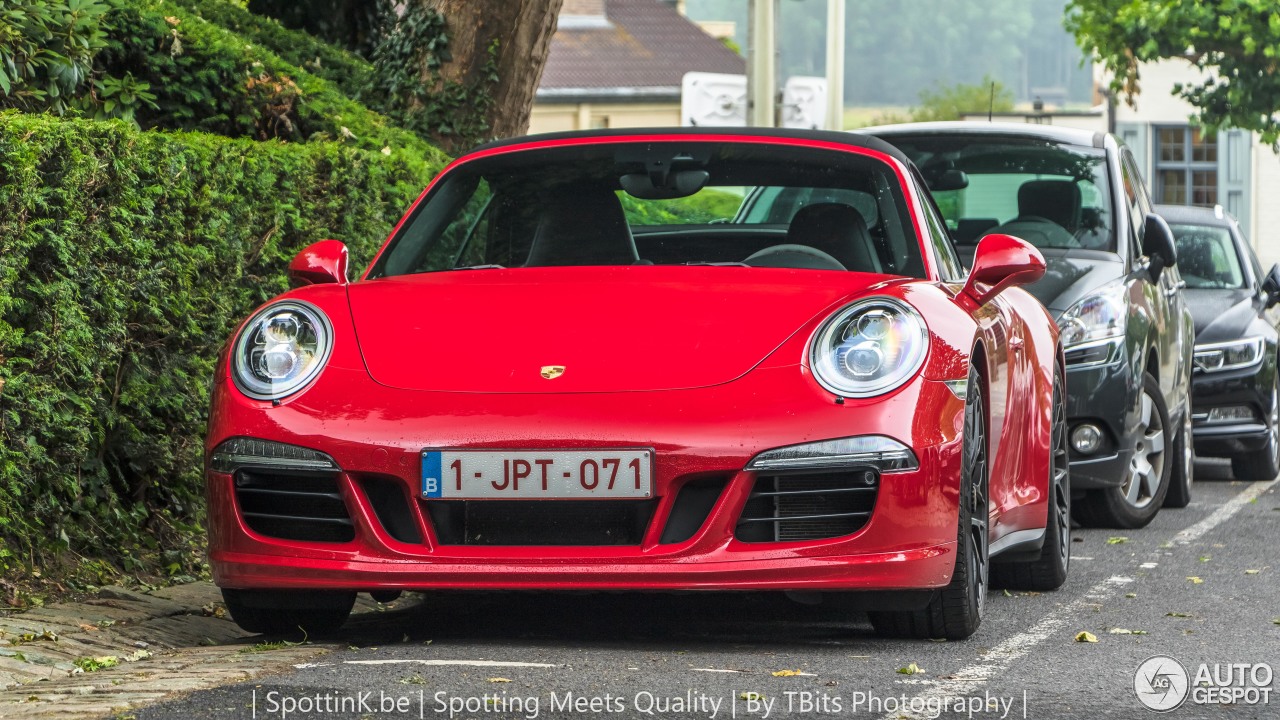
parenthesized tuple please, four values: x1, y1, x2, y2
(421, 450, 442, 498)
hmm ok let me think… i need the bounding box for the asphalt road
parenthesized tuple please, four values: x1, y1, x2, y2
(136, 460, 1279, 720)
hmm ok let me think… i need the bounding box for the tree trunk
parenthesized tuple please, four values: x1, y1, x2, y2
(420, 0, 563, 140)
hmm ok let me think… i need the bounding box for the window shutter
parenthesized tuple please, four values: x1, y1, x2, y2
(1220, 129, 1252, 235)
(1117, 122, 1150, 179)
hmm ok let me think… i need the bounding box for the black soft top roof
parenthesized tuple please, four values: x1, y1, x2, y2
(467, 127, 913, 165)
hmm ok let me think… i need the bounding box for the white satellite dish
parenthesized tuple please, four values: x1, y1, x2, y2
(781, 76, 828, 130)
(681, 72, 747, 127)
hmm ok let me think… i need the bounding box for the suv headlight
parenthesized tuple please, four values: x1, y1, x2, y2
(809, 297, 928, 397)
(1194, 337, 1264, 373)
(1057, 282, 1127, 349)
(231, 300, 333, 400)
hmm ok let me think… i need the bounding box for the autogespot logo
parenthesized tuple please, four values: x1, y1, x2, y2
(1135, 655, 1190, 712)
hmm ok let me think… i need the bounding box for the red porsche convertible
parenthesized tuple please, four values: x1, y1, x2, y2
(207, 129, 1068, 640)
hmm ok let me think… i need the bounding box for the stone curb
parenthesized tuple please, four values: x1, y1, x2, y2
(0, 582, 400, 719)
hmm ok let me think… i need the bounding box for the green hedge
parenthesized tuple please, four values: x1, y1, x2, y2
(0, 112, 442, 577)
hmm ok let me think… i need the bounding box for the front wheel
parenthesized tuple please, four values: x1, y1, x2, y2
(870, 364, 987, 640)
(222, 588, 355, 636)
(992, 364, 1070, 591)
(1074, 372, 1170, 529)
(1163, 401, 1194, 508)
(1232, 372, 1280, 481)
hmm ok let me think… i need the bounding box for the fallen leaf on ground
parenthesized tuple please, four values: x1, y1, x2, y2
(1125, 593, 1137, 599)
(487, 678, 511, 683)
(1245, 569, 1261, 575)
(772, 670, 804, 677)
(1108, 628, 1148, 635)
(1166, 612, 1192, 618)
(1187, 576, 1204, 584)
(740, 692, 764, 701)
(1074, 631, 1098, 643)
(897, 663, 924, 675)
(1002, 589, 1012, 597)
(78, 624, 98, 632)
(1106, 537, 1129, 545)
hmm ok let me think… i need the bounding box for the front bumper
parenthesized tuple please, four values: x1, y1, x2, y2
(1190, 365, 1271, 457)
(206, 364, 966, 594)
(1062, 348, 1139, 489)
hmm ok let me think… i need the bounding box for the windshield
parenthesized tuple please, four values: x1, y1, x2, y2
(1170, 223, 1245, 289)
(886, 135, 1115, 252)
(370, 141, 925, 278)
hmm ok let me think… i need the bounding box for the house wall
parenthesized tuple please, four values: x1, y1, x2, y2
(529, 102, 682, 134)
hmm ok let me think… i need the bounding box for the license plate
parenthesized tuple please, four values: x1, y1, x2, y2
(421, 449, 653, 500)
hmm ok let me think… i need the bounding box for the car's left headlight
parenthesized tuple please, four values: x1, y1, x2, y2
(1194, 337, 1264, 373)
(810, 297, 928, 397)
(231, 300, 333, 400)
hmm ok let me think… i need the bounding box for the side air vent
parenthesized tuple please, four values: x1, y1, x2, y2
(735, 470, 878, 543)
(659, 476, 728, 544)
(235, 470, 354, 543)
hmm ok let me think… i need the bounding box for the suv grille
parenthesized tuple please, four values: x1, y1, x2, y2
(736, 470, 878, 542)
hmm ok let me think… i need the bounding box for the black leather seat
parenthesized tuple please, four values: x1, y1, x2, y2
(524, 187, 640, 266)
(785, 203, 881, 273)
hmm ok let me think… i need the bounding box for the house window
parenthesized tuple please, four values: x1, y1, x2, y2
(1154, 126, 1218, 206)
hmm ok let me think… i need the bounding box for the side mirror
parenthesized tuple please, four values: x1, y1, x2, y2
(962, 234, 1046, 306)
(288, 239, 349, 287)
(1264, 264, 1280, 308)
(1142, 213, 1177, 282)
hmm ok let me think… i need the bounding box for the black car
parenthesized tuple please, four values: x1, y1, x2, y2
(862, 122, 1196, 528)
(1157, 204, 1280, 480)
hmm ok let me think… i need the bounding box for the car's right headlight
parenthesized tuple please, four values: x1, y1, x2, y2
(1194, 337, 1264, 373)
(809, 297, 929, 397)
(1057, 282, 1127, 349)
(231, 300, 333, 400)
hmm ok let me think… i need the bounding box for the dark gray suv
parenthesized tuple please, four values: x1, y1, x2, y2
(864, 123, 1195, 528)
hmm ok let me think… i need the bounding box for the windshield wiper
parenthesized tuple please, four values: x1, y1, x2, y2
(683, 261, 751, 267)
(450, 264, 506, 271)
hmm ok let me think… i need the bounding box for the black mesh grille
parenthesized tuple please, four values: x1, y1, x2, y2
(235, 470, 354, 543)
(425, 500, 656, 546)
(735, 470, 878, 543)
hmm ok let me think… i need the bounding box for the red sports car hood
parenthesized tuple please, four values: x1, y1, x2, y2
(347, 267, 887, 393)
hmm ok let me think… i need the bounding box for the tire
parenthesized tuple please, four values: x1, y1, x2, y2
(1231, 372, 1280, 481)
(1163, 401, 1194, 508)
(992, 364, 1070, 591)
(221, 588, 355, 636)
(1074, 372, 1171, 529)
(870, 364, 987, 640)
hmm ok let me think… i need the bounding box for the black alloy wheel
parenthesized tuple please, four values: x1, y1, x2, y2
(870, 363, 987, 639)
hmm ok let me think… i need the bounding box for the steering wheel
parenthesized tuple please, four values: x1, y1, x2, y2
(743, 244, 848, 271)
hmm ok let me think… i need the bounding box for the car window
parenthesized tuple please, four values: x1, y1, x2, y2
(889, 135, 1115, 252)
(1169, 223, 1246, 289)
(911, 172, 965, 281)
(370, 141, 926, 278)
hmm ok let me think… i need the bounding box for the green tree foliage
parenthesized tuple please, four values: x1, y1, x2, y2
(0, 112, 442, 578)
(912, 76, 1014, 122)
(1067, 0, 1280, 145)
(0, 0, 158, 123)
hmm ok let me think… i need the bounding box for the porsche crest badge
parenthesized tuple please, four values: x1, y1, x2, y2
(540, 365, 566, 380)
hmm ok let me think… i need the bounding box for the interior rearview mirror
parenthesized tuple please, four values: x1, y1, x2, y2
(288, 239, 349, 287)
(925, 168, 969, 192)
(962, 234, 1047, 306)
(1142, 213, 1177, 282)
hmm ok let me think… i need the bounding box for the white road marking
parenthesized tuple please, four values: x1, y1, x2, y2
(883, 476, 1278, 720)
(341, 659, 560, 668)
(1174, 477, 1277, 545)
(691, 668, 749, 673)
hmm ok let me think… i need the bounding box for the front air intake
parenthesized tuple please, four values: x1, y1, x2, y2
(234, 470, 354, 543)
(735, 470, 878, 543)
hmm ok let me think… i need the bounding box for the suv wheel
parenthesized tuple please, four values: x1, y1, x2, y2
(1074, 373, 1170, 528)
